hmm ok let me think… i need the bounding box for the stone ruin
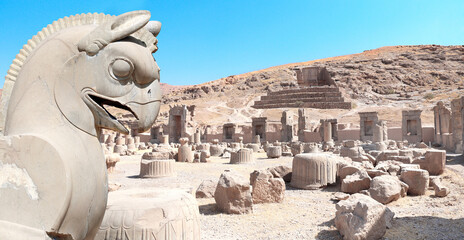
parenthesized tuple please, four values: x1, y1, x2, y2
(168, 104, 196, 143)
(252, 66, 352, 109)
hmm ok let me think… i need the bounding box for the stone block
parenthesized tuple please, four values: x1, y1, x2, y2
(369, 175, 402, 204)
(214, 171, 253, 214)
(250, 170, 285, 204)
(335, 194, 394, 240)
(400, 168, 429, 195)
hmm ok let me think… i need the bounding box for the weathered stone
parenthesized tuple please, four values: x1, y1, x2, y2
(200, 150, 210, 163)
(430, 178, 450, 197)
(210, 145, 225, 156)
(399, 181, 409, 197)
(267, 146, 282, 158)
(290, 153, 338, 189)
(139, 159, 175, 178)
(214, 171, 253, 214)
(246, 143, 260, 152)
(267, 165, 292, 182)
(105, 153, 120, 173)
(250, 170, 285, 204)
(335, 194, 394, 240)
(230, 148, 254, 164)
(332, 192, 350, 201)
(341, 171, 371, 194)
(400, 168, 429, 195)
(196, 180, 217, 198)
(96, 188, 200, 240)
(339, 165, 361, 181)
(414, 149, 446, 175)
(369, 175, 402, 204)
(291, 142, 303, 156)
(366, 169, 388, 178)
(178, 138, 194, 162)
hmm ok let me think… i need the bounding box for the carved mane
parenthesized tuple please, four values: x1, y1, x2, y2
(0, 13, 158, 131)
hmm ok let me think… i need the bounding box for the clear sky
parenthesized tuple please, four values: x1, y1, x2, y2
(0, 0, 463, 87)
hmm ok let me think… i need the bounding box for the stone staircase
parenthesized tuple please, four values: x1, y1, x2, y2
(252, 86, 352, 109)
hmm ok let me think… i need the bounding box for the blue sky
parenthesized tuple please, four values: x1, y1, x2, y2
(0, 1, 463, 87)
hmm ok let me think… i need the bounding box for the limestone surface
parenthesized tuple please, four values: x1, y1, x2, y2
(400, 168, 429, 195)
(290, 153, 338, 189)
(250, 170, 285, 204)
(368, 175, 402, 204)
(214, 170, 253, 214)
(335, 194, 394, 240)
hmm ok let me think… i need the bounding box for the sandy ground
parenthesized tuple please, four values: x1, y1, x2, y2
(108, 151, 464, 240)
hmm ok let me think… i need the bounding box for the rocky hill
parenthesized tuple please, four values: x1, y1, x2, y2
(158, 45, 464, 127)
(164, 45, 464, 105)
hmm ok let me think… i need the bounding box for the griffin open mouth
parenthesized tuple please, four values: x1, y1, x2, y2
(87, 94, 139, 121)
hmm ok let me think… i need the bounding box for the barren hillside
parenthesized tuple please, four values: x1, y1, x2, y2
(159, 45, 464, 128)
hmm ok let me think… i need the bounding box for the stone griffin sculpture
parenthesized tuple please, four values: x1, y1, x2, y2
(0, 11, 161, 239)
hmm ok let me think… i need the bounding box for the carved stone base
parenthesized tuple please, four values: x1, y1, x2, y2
(290, 153, 338, 189)
(230, 148, 253, 164)
(96, 188, 201, 240)
(139, 159, 175, 178)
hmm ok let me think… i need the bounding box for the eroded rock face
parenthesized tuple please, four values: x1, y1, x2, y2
(414, 150, 446, 175)
(267, 165, 292, 182)
(250, 170, 285, 204)
(335, 194, 394, 240)
(196, 180, 217, 198)
(214, 171, 253, 214)
(341, 171, 371, 194)
(400, 168, 429, 195)
(368, 175, 402, 204)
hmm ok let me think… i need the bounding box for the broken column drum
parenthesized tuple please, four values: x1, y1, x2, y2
(139, 152, 175, 178)
(290, 153, 338, 189)
(267, 146, 282, 158)
(230, 148, 254, 164)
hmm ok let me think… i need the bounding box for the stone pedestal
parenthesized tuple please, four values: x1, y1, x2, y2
(266, 146, 282, 158)
(96, 188, 200, 240)
(290, 153, 338, 189)
(230, 148, 253, 164)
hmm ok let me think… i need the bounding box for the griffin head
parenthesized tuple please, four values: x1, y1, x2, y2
(55, 10, 162, 136)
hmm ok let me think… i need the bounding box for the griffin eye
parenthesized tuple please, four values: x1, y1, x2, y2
(109, 58, 133, 80)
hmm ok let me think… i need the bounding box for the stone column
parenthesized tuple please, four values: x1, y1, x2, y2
(323, 121, 332, 143)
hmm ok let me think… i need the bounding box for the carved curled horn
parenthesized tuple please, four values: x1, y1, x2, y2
(78, 10, 151, 55)
(145, 21, 162, 37)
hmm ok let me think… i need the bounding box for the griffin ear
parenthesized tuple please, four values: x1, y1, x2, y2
(78, 10, 151, 55)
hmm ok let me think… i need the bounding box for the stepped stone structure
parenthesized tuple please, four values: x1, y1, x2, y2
(252, 66, 351, 109)
(359, 112, 379, 141)
(402, 110, 423, 143)
(290, 153, 338, 189)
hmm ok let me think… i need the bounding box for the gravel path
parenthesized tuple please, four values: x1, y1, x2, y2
(109, 152, 464, 240)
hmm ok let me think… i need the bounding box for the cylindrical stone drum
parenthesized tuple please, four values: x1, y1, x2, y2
(290, 153, 338, 190)
(266, 146, 282, 158)
(230, 148, 253, 164)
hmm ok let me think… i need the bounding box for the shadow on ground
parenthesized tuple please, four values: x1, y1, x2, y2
(198, 203, 221, 216)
